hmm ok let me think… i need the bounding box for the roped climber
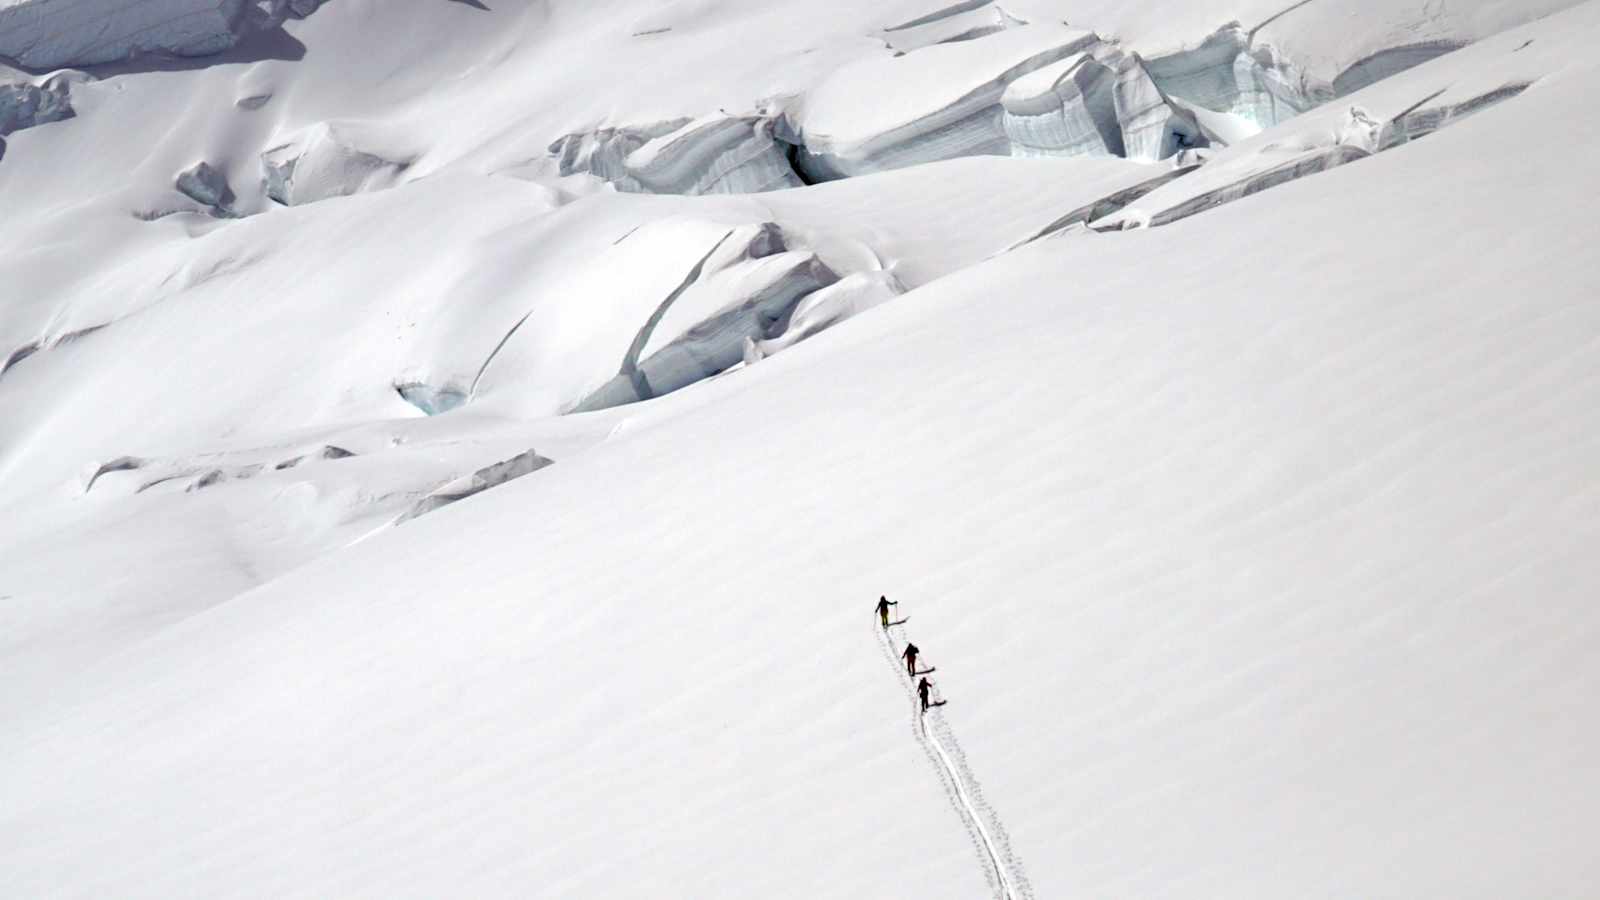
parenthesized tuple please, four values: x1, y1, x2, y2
(902, 641, 920, 677)
(917, 675, 935, 713)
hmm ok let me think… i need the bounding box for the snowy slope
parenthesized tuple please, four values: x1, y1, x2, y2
(3, 0, 1599, 897)
(0, 155, 1155, 698)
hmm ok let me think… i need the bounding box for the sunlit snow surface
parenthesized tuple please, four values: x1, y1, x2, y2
(2, 0, 1599, 897)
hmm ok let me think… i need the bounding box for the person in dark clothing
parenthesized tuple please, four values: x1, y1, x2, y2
(917, 676, 934, 713)
(902, 642, 920, 677)
(875, 595, 897, 629)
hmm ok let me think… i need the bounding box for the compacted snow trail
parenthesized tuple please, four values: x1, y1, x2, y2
(921, 713, 1019, 900)
(926, 708, 1033, 900)
(878, 621, 1028, 900)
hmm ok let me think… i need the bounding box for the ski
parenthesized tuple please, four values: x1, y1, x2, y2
(885, 618, 908, 627)
(912, 667, 936, 676)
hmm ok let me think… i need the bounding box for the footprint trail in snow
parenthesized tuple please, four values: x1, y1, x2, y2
(876, 619, 1031, 900)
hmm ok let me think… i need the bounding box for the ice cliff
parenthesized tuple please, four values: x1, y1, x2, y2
(552, 115, 802, 195)
(0, 0, 322, 69)
(0, 0, 246, 68)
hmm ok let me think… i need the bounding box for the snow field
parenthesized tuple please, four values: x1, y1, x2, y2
(2, 0, 1599, 897)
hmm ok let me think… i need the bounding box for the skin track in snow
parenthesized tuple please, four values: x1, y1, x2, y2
(877, 619, 1030, 900)
(921, 713, 1018, 900)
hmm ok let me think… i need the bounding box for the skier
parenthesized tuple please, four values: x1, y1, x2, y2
(902, 641, 920, 677)
(875, 595, 897, 629)
(917, 676, 935, 713)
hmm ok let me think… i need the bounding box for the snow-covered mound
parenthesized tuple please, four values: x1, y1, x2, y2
(2, 0, 1598, 897)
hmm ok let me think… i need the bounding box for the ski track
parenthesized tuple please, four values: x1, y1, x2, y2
(928, 708, 1034, 900)
(875, 621, 993, 890)
(876, 619, 1029, 900)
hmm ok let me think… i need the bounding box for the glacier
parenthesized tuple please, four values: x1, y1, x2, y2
(0, 0, 330, 69)
(1096, 23, 1563, 230)
(784, 24, 1100, 179)
(573, 225, 841, 411)
(2, 1, 1599, 898)
(1141, 23, 1331, 128)
(792, 23, 1316, 176)
(0, 0, 247, 68)
(552, 115, 802, 195)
